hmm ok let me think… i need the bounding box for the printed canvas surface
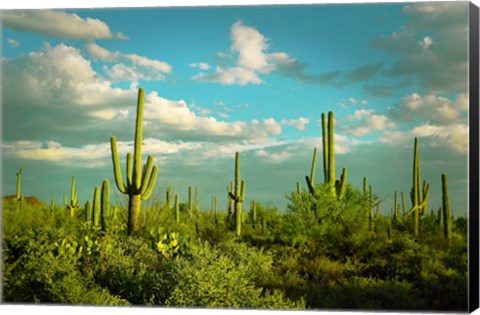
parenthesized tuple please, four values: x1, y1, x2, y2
(1, 1, 476, 311)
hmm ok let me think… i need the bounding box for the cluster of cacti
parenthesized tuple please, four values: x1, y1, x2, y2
(391, 191, 401, 227)
(88, 180, 110, 231)
(228, 152, 246, 237)
(64, 176, 80, 218)
(305, 112, 347, 199)
(110, 88, 158, 235)
(404, 137, 430, 238)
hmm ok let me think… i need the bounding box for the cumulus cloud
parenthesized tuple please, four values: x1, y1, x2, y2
(87, 42, 172, 82)
(412, 123, 468, 154)
(371, 2, 469, 94)
(342, 109, 396, 136)
(193, 21, 302, 85)
(2, 10, 127, 40)
(280, 117, 310, 131)
(392, 93, 468, 124)
(190, 62, 211, 70)
(7, 38, 20, 48)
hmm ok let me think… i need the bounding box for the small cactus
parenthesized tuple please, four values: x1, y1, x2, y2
(175, 194, 180, 224)
(228, 152, 246, 237)
(64, 176, 79, 218)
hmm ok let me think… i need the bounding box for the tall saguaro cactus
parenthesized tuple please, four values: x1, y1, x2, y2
(441, 173, 452, 240)
(64, 176, 79, 218)
(110, 88, 159, 234)
(228, 152, 246, 237)
(308, 111, 346, 198)
(15, 167, 23, 212)
(404, 137, 430, 238)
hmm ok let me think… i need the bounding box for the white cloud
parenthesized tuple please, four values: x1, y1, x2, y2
(412, 123, 468, 154)
(190, 62, 211, 70)
(419, 36, 433, 49)
(343, 109, 396, 136)
(87, 43, 172, 82)
(280, 117, 310, 131)
(7, 38, 20, 48)
(193, 66, 263, 85)
(396, 93, 468, 124)
(2, 140, 111, 168)
(192, 21, 297, 85)
(361, 100, 368, 105)
(2, 10, 127, 40)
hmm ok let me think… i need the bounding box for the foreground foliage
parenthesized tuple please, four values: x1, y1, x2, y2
(1, 185, 467, 311)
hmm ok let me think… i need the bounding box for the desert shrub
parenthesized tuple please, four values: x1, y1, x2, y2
(164, 241, 304, 309)
(93, 233, 167, 305)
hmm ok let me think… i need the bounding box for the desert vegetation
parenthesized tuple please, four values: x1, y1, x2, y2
(2, 88, 468, 310)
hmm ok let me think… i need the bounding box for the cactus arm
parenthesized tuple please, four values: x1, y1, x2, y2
(141, 166, 158, 200)
(133, 88, 145, 189)
(110, 136, 127, 194)
(126, 153, 133, 189)
(337, 167, 347, 199)
(310, 148, 317, 186)
(240, 180, 246, 202)
(139, 155, 154, 195)
(71, 176, 76, 203)
(305, 175, 315, 195)
(16, 167, 22, 199)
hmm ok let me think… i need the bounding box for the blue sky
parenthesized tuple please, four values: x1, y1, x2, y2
(1, 2, 472, 215)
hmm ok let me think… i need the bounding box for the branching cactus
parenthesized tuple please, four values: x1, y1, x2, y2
(404, 137, 430, 238)
(228, 152, 246, 237)
(307, 111, 347, 198)
(110, 88, 159, 234)
(64, 176, 79, 218)
(441, 173, 452, 240)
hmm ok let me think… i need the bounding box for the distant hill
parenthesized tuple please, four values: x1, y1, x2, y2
(3, 195, 45, 207)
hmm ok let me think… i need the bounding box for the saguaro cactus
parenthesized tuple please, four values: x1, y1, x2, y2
(188, 186, 193, 218)
(441, 173, 452, 240)
(309, 111, 346, 198)
(110, 88, 159, 234)
(101, 179, 110, 231)
(92, 186, 101, 227)
(64, 176, 79, 218)
(228, 152, 246, 237)
(166, 183, 172, 209)
(85, 200, 92, 223)
(404, 137, 430, 238)
(15, 167, 23, 211)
